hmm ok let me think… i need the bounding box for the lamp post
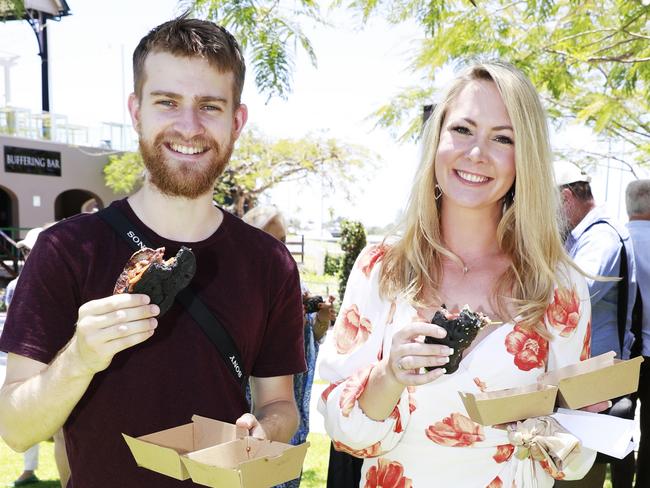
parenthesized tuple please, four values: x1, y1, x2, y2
(0, 1, 72, 114)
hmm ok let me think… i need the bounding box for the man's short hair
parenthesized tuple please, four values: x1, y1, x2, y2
(626, 179, 650, 216)
(562, 181, 594, 202)
(133, 15, 246, 105)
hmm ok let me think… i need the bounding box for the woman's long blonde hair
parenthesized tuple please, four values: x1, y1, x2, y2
(379, 60, 571, 331)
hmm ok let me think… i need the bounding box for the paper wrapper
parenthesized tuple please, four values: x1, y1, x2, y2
(507, 416, 581, 479)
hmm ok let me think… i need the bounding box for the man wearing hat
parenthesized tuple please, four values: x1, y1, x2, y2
(554, 161, 637, 488)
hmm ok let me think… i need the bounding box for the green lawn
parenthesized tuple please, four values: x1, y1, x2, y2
(1, 432, 331, 488)
(0, 440, 61, 487)
(301, 433, 330, 487)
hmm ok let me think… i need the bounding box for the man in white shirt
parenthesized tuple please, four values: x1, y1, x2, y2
(625, 179, 650, 488)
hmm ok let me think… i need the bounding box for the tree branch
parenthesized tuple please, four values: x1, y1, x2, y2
(622, 29, 650, 41)
(611, 119, 650, 140)
(587, 55, 650, 63)
(591, 37, 638, 56)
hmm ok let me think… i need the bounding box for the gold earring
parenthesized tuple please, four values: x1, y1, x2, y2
(434, 184, 443, 200)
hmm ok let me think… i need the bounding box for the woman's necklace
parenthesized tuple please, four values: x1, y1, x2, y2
(456, 251, 505, 276)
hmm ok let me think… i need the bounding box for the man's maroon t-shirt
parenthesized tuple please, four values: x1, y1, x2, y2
(0, 199, 306, 487)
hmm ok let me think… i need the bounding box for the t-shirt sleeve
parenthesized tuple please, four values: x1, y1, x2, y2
(0, 230, 81, 364)
(249, 249, 306, 377)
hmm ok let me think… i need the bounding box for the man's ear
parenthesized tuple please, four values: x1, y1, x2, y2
(232, 103, 248, 141)
(128, 93, 141, 131)
(560, 187, 573, 202)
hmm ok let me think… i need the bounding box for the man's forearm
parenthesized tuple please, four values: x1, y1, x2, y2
(254, 400, 299, 443)
(0, 346, 94, 451)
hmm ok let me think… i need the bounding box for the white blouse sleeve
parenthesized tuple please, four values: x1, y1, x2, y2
(317, 244, 412, 456)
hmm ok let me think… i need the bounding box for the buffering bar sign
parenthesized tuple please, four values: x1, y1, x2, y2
(4, 145, 62, 177)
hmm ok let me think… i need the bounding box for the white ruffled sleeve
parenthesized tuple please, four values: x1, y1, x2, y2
(317, 244, 413, 456)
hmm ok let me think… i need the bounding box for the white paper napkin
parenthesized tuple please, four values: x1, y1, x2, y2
(551, 408, 635, 459)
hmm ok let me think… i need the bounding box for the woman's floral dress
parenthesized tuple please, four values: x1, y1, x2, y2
(318, 245, 596, 488)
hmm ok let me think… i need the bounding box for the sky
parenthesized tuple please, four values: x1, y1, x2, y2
(1, 1, 646, 231)
(0, 0, 428, 231)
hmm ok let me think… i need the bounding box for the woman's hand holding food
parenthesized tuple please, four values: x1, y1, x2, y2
(386, 321, 453, 386)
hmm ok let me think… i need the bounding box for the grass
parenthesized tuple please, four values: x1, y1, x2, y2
(0, 433, 331, 488)
(0, 440, 61, 487)
(301, 433, 330, 488)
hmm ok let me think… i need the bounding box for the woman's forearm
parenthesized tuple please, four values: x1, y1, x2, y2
(358, 358, 406, 420)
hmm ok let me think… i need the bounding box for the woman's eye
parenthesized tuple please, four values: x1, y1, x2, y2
(494, 135, 514, 145)
(451, 125, 471, 135)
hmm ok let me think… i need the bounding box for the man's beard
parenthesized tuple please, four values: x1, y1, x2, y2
(139, 131, 234, 199)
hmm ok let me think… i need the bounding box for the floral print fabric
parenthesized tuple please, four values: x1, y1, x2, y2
(318, 245, 597, 487)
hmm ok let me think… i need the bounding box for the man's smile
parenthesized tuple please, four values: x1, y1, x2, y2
(165, 142, 209, 156)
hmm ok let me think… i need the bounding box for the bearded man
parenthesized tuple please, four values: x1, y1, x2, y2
(0, 16, 305, 488)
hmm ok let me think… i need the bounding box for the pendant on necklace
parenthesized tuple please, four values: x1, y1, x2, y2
(462, 266, 469, 274)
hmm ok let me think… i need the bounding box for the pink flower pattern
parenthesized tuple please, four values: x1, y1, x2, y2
(546, 286, 581, 337)
(333, 440, 383, 458)
(493, 444, 515, 463)
(425, 413, 485, 447)
(505, 324, 549, 371)
(486, 476, 503, 488)
(357, 244, 388, 277)
(339, 364, 374, 417)
(364, 458, 413, 488)
(335, 304, 373, 354)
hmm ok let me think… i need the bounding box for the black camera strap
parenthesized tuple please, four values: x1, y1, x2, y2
(98, 205, 247, 389)
(584, 219, 639, 358)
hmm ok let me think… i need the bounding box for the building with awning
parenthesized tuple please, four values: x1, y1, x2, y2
(0, 1, 132, 277)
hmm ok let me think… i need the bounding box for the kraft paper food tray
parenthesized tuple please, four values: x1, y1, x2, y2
(538, 351, 644, 409)
(459, 383, 558, 426)
(123, 414, 309, 488)
(182, 437, 309, 488)
(122, 415, 244, 480)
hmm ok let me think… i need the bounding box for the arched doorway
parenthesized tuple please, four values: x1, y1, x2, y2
(0, 186, 19, 278)
(54, 190, 104, 220)
(0, 186, 18, 229)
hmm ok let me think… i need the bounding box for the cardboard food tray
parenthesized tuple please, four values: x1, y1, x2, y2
(459, 383, 558, 426)
(538, 352, 644, 409)
(183, 437, 309, 488)
(123, 415, 309, 488)
(459, 352, 643, 426)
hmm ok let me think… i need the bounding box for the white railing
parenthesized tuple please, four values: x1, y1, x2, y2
(0, 105, 137, 151)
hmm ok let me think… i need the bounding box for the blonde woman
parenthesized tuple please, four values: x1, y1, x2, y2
(318, 61, 600, 487)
